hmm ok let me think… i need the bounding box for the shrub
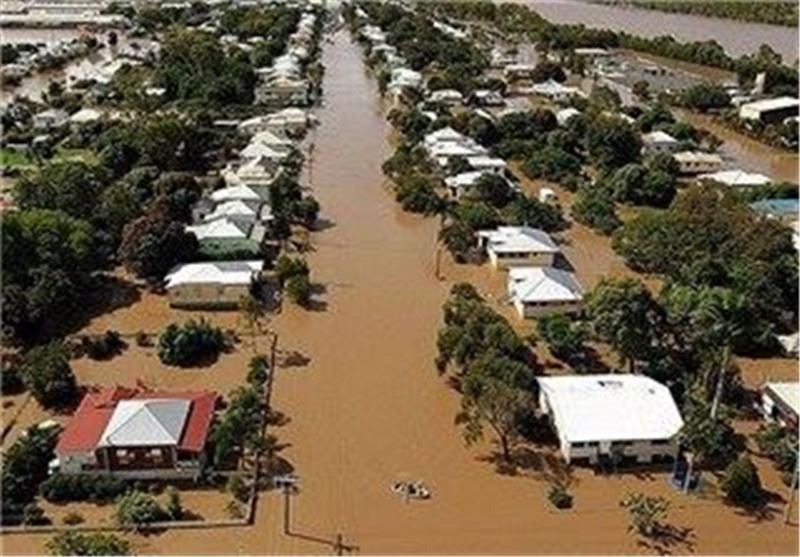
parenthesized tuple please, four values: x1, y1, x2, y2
(227, 474, 250, 503)
(547, 483, 573, 509)
(41, 474, 127, 503)
(62, 512, 84, 525)
(135, 331, 151, 347)
(165, 486, 183, 520)
(247, 356, 270, 389)
(157, 318, 228, 366)
(721, 457, 764, 508)
(47, 531, 132, 556)
(22, 503, 49, 525)
(620, 492, 669, 538)
(115, 490, 164, 529)
(81, 330, 126, 360)
(571, 185, 621, 235)
(536, 314, 587, 363)
(274, 255, 309, 287)
(0, 365, 25, 395)
(19, 341, 77, 409)
(285, 274, 312, 306)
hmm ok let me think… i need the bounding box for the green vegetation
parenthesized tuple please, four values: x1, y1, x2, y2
(547, 483, 574, 510)
(620, 492, 670, 538)
(211, 386, 264, 469)
(41, 474, 127, 503)
(571, 185, 621, 235)
(115, 490, 165, 529)
(47, 532, 132, 556)
(536, 314, 587, 365)
(157, 319, 229, 366)
(721, 456, 765, 508)
(19, 342, 77, 409)
(437, 284, 536, 462)
(755, 423, 798, 483)
(1, 425, 59, 525)
(615, 1, 798, 28)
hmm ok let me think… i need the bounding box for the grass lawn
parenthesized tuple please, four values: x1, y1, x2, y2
(0, 148, 34, 169)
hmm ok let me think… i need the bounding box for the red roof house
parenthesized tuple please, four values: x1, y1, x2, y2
(54, 385, 218, 480)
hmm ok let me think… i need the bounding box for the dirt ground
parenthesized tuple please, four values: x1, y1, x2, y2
(2, 30, 798, 556)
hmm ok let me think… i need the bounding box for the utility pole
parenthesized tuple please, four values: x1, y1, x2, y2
(275, 474, 298, 535)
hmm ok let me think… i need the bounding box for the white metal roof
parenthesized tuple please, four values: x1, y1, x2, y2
(423, 127, 466, 146)
(186, 218, 250, 240)
(765, 382, 800, 417)
(674, 151, 723, 164)
(643, 130, 678, 145)
(98, 399, 190, 448)
(444, 170, 493, 188)
(240, 142, 287, 160)
(739, 96, 799, 114)
(210, 185, 263, 202)
(479, 226, 559, 254)
(508, 267, 583, 303)
(699, 169, 771, 187)
(538, 374, 683, 443)
(165, 260, 263, 288)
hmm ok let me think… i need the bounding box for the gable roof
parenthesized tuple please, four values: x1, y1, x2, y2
(764, 382, 800, 417)
(165, 260, 263, 288)
(700, 169, 771, 187)
(508, 267, 583, 303)
(186, 218, 251, 240)
(210, 185, 263, 202)
(479, 226, 559, 254)
(538, 374, 683, 443)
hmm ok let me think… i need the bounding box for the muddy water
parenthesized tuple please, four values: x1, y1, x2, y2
(3, 28, 798, 556)
(518, 0, 799, 62)
(1, 28, 132, 104)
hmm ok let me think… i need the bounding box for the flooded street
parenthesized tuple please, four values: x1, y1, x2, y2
(2, 26, 797, 557)
(521, 0, 799, 62)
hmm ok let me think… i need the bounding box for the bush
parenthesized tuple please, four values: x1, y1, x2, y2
(721, 457, 764, 508)
(41, 474, 127, 503)
(0, 365, 25, 395)
(165, 486, 183, 520)
(81, 330, 126, 360)
(157, 318, 228, 366)
(47, 531, 132, 556)
(274, 255, 309, 287)
(547, 483, 573, 509)
(62, 512, 84, 525)
(19, 342, 77, 409)
(536, 314, 586, 363)
(135, 331, 151, 347)
(285, 274, 312, 306)
(227, 474, 250, 503)
(115, 490, 164, 529)
(247, 356, 270, 389)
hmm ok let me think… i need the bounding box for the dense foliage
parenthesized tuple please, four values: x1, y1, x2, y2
(157, 318, 229, 366)
(47, 532, 133, 556)
(19, 342, 78, 409)
(1, 426, 59, 525)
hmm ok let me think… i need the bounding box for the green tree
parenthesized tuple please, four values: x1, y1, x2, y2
(115, 491, 164, 530)
(571, 185, 620, 235)
(165, 486, 184, 520)
(19, 342, 77, 409)
(285, 273, 312, 307)
(14, 161, 107, 223)
(586, 278, 660, 372)
(536, 314, 587, 362)
(681, 83, 730, 112)
(157, 319, 228, 366)
(587, 117, 641, 170)
(620, 492, 669, 538)
(721, 457, 764, 508)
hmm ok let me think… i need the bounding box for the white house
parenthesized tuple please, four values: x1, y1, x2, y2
(556, 107, 581, 126)
(673, 151, 723, 175)
(469, 89, 505, 107)
(466, 155, 506, 174)
(32, 108, 68, 130)
(537, 374, 684, 465)
(68, 107, 103, 125)
(530, 80, 584, 101)
(739, 97, 799, 125)
(503, 63, 536, 80)
(389, 68, 422, 94)
(641, 130, 680, 155)
(507, 267, 583, 318)
(761, 382, 799, 430)
(429, 89, 463, 105)
(478, 226, 559, 268)
(699, 169, 771, 189)
(165, 260, 264, 308)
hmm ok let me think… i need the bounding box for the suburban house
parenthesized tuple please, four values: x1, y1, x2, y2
(444, 170, 516, 199)
(760, 382, 799, 430)
(223, 155, 283, 187)
(186, 217, 266, 245)
(556, 107, 581, 126)
(699, 169, 771, 189)
(32, 108, 68, 130)
(739, 97, 800, 124)
(537, 374, 684, 465)
(469, 89, 505, 107)
(53, 386, 218, 480)
(165, 260, 265, 308)
(673, 151, 723, 174)
(503, 63, 536, 81)
(641, 130, 680, 154)
(429, 89, 463, 105)
(478, 226, 559, 268)
(466, 155, 507, 174)
(507, 267, 583, 318)
(529, 79, 584, 101)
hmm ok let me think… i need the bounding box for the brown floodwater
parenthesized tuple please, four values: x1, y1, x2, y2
(517, 0, 799, 63)
(2, 28, 798, 556)
(1, 28, 135, 105)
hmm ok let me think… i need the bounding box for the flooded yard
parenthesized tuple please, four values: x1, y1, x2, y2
(2, 28, 797, 557)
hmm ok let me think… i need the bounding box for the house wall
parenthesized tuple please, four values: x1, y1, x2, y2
(515, 299, 582, 319)
(489, 250, 555, 269)
(168, 283, 252, 309)
(677, 158, 723, 174)
(761, 391, 799, 430)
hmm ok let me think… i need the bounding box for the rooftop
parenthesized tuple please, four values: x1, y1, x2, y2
(165, 260, 263, 288)
(508, 267, 583, 303)
(479, 226, 559, 254)
(538, 374, 683, 443)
